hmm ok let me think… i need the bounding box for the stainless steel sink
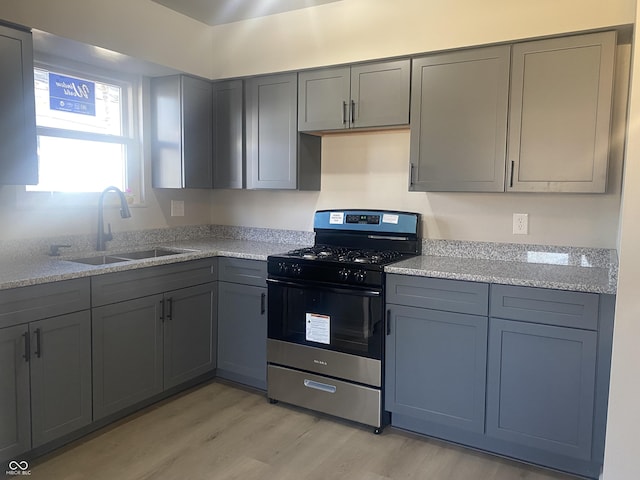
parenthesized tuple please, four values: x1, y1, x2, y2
(66, 248, 189, 265)
(67, 255, 131, 266)
(114, 248, 185, 260)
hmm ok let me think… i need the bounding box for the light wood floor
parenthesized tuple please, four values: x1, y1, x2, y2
(30, 381, 578, 480)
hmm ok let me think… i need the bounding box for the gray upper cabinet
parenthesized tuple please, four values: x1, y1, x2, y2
(0, 23, 37, 185)
(246, 73, 321, 190)
(507, 31, 616, 193)
(298, 59, 410, 131)
(409, 46, 510, 192)
(151, 74, 213, 189)
(212, 79, 244, 189)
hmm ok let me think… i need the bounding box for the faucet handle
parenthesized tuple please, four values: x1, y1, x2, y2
(49, 244, 71, 256)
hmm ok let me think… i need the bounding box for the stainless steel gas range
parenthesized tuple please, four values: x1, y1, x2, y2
(266, 209, 421, 433)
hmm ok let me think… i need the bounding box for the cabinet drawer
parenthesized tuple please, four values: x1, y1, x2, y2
(386, 274, 488, 315)
(218, 257, 266, 287)
(490, 284, 599, 330)
(0, 278, 90, 329)
(92, 258, 217, 307)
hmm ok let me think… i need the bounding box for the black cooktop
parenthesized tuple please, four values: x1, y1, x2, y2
(283, 245, 404, 266)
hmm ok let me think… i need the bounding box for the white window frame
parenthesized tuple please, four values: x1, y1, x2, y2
(18, 57, 144, 207)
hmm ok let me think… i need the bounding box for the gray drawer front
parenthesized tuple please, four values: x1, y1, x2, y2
(218, 257, 266, 287)
(386, 274, 489, 315)
(92, 258, 217, 307)
(490, 284, 599, 330)
(268, 364, 382, 428)
(0, 278, 90, 328)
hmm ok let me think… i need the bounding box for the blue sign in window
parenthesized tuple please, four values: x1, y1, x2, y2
(49, 73, 96, 116)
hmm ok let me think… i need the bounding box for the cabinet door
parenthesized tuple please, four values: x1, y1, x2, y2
(0, 25, 37, 185)
(30, 311, 91, 448)
(246, 73, 298, 189)
(151, 75, 213, 189)
(351, 59, 410, 129)
(385, 305, 488, 433)
(298, 66, 350, 131)
(92, 295, 163, 420)
(409, 46, 510, 192)
(163, 283, 217, 389)
(213, 79, 244, 189)
(486, 318, 597, 460)
(507, 32, 615, 193)
(217, 282, 267, 389)
(0, 325, 30, 462)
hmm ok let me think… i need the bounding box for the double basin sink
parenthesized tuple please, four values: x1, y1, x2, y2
(67, 248, 192, 266)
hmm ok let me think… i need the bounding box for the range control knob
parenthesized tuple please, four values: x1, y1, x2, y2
(353, 270, 367, 283)
(291, 264, 302, 276)
(278, 262, 288, 274)
(338, 268, 351, 281)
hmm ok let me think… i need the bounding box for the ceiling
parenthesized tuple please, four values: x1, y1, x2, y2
(151, 0, 343, 26)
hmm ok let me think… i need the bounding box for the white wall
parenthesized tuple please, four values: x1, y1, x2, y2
(602, 1, 640, 477)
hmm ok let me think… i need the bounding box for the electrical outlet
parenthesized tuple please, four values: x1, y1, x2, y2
(171, 200, 185, 217)
(513, 213, 529, 235)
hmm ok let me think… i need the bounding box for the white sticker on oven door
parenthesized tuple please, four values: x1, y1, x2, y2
(306, 313, 330, 344)
(329, 212, 344, 224)
(382, 213, 399, 224)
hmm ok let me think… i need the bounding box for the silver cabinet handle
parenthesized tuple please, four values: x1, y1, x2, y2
(304, 379, 337, 394)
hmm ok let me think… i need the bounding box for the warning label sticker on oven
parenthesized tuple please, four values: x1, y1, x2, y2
(382, 213, 399, 224)
(306, 313, 330, 344)
(329, 212, 344, 224)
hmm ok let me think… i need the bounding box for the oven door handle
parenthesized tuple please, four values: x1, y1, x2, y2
(266, 278, 381, 297)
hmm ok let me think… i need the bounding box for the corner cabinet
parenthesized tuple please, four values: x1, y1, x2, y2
(213, 79, 244, 189)
(298, 59, 410, 131)
(245, 73, 321, 190)
(151, 74, 213, 189)
(0, 23, 38, 185)
(507, 31, 616, 193)
(409, 46, 510, 192)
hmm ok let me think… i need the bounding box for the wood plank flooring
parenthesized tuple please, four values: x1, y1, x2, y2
(30, 381, 578, 480)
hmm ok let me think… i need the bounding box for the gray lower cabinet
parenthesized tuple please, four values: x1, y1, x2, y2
(0, 324, 30, 462)
(0, 22, 38, 185)
(385, 304, 488, 433)
(213, 79, 244, 189)
(409, 46, 510, 192)
(91, 259, 217, 420)
(245, 72, 321, 190)
(0, 279, 91, 463)
(507, 31, 616, 193)
(92, 295, 164, 420)
(151, 74, 213, 189)
(217, 258, 267, 389)
(298, 59, 410, 131)
(486, 318, 597, 460)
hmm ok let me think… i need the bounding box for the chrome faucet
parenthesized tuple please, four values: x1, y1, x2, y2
(97, 186, 132, 251)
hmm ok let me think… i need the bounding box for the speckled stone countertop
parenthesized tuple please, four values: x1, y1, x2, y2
(386, 240, 618, 294)
(0, 228, 618, 294)
(0, 238, 303, 291)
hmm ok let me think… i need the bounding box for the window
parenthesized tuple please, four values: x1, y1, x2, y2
(27, 64, 141, 199)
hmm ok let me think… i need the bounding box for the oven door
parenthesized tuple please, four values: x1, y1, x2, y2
(267, 278, 384, 360)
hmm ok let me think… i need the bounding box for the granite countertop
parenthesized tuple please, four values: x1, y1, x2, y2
(0, 230, 618, 295)
(0, 238, 302, 291)
(386, 246, 617, 294)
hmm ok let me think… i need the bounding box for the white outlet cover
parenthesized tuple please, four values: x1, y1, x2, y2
(513, 213, 529, 235)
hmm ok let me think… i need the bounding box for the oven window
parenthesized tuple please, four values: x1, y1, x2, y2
(268, 282, 383, 359)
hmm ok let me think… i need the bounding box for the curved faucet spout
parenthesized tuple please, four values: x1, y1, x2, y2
(97, 186, 132, 251)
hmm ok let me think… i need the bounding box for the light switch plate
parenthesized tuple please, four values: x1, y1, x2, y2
(171, 200, 185, 217)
